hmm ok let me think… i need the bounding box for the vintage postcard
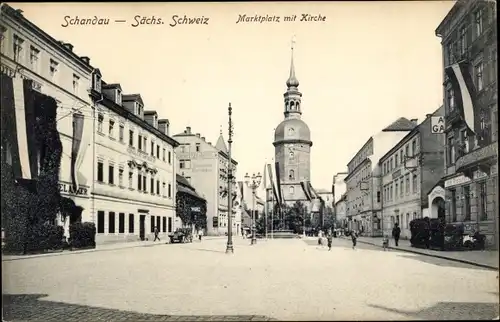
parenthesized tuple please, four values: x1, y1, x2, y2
(1, 1, 498, 321)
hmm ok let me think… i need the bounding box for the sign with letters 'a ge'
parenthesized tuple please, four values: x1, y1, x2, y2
(431, 116, 445, 134)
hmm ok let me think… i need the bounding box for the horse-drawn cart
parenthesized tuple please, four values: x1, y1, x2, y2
(168, 228, 193, 244)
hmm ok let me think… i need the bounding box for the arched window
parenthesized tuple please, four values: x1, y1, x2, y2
(289, 186, 295, 194)
(289, 169, 295, 180)
(290, 101, 295, 110)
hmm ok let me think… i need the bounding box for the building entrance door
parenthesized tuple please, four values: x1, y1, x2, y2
(139, 215, 146, 241)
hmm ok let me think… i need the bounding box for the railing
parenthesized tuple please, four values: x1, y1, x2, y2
(455, 142, 497, 170)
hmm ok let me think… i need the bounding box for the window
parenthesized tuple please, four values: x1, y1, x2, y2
(447, 88, 455, 111)
(390, 185, 393, 201)
(405, 175, 410, 195)
(168, 151, 172, 164)
(289, 186, 295, 194)
(119, 125, 124, 142)
(460, 129, 469, 155)
(376, 191, 381, 203)
(157, 145, 160, 158)
(451, 189, 457, 222)
(97, 211, 105, 233)
(179, 160, 191, 169)
(289, 169, 295, 180)
(412, 139, 417, 155)
(118, 168, 124, 187)
(400, 150, 403, 164)
(162, 217, 167, 233)
(72, 74, 80, 95)
(97, 114, 104, 133)
(0, 25, 6, 45)
(137, 174, 142, 190)
(168, 217, 173, 233)
(109, 120, 115, 137)
(156, 216, 161, 232)
(143, 137, 147, 152)
(156, 180, 160, 195)
(475, 9, 483, 37)
(151, 216, 155, 233)
(412, 174, 418, 193)
(108, 165, 114, 184)
(13, 35, 24, 62)
(150, 178, 154, 194)
(400, 178, 404, 197)
(138, 135, 143, 150)
(109, 212, 115, 234)
(405, 145, 409, 157)
(447, 137, 455, 165)
(162, 148, 166, 161)
(459, 26, 467, 55)
(128, 171, 133, 189)
(463, 185, 471, 221)
(115, 90, 122, 105)
(93, 73, 102, 92)
(129, 130, 134, 146)
(119, 213, 125, 233)
(129, 214, 134, 233)
(395, 183, 399, 200)
(29, 46, 40, 71)
(479, 181, 487, 221)
(196, 144, 200, 152)
(97, 161, 104, 182)
(474, 61, 483, 91)
(446, 42, 454, 64)
(151, 142, 154, 156)
(143, 176, 147, 192)
(394, 155, 398, 168)
(162, 182, 166, 197)
(49, 59, 59, 80)
(168, 183, 172, 198)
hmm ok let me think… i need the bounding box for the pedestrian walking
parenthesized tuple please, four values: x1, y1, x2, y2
(351, 230, 358, 250)
(392, 223, 401, 247)
(198, 228, 203, 241)
(317, 230, 324, 247)
(327, 231, 333, 251)
(154, 226, 161, 242)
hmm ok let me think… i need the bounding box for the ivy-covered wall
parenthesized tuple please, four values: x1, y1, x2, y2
(176, 191, 207, 230)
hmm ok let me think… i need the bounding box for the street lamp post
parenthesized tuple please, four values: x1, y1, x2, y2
(226, 103, 234, 254)
(244, 172, 262, 245)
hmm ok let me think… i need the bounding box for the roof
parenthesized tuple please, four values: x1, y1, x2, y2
(122, 94, 144, 105)
(103, 83, 122, 91)
(144, 110, 158, 116)
(176, 174, 205, 201)
(382, 117, 418, 132)
(274, 118, 311, 143)
(215, 134, 228, 154)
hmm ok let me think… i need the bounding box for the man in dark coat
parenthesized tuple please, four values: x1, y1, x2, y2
(392, 223, 401, 247)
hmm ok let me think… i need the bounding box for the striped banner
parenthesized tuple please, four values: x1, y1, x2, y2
(71, 113, 84, 191)
(12, 76, 32, 179)
(267, 163, 280, 206)
(300, 181, 312, 201)
(274, 162, 283, 204)
(445, 61, 481, 136)
(1, 73, 22, 179)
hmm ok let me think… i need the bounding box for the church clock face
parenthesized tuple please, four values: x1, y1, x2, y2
(288, 127, 295, 136)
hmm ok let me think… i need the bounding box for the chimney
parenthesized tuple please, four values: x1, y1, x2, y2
(201, 137, 206, 141)
(196, 133, 200, 138)
(425, 114, 433, 118)
(186, 126, 192, 134)
(158, 119, 170, 135)
(410, 118, 418, 125)
(80, 56, 90, 65)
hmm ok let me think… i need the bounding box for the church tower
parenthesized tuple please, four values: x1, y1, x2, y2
(273, 39, 313, 206)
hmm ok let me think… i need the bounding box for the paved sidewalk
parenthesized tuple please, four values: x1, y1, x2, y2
(2, 236, 228, 262)
(342, 235, 499, 270)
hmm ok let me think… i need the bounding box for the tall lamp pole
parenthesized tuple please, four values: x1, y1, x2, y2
(244, 172, 262, 245)
(226, 103, 234, 254)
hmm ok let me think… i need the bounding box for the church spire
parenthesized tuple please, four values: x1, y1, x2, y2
(286, 35, 299, 88)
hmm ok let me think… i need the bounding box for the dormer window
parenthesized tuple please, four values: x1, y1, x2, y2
(115, 90, 122, 105)
(135, 103, 143, 117)
(93, 73, 102, 92)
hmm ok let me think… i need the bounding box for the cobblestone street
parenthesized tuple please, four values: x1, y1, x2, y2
(2, 237, 499, 321)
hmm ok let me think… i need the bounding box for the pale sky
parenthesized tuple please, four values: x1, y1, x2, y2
(12, 1, 454, 190)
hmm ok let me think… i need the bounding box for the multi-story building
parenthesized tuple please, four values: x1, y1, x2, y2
(379, 108, 446, 239)
(332, 172, 348, 204)
(89, 78, 179, 244)
(345, 117, 416, 236)
(335, 194, 347, 228)
(173, 127, 239, 236)
(435, 0, 498, 248)
(1, 5, 94, 238)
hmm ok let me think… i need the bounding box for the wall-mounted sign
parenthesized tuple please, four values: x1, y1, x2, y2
(191, 207, 201, 212)
(392, 169, 401, 180)
(59, 183, 88, 196)
(431, 116, 445, 134)
(212, 217, 218, 228)
(444, 174, 471, 188)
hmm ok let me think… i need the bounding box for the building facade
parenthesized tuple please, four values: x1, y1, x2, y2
(380, 108, 446, 239)
(173, 127, 239, 236)
(435, 0, 498, 248)
(273, 48, 314, 208)
(345, 118, 416, 236)
(335, 194, 347, 228)
(89, 78, 179, 244)
(1, 5, 95, 238)
(332, 172, 348, 204)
